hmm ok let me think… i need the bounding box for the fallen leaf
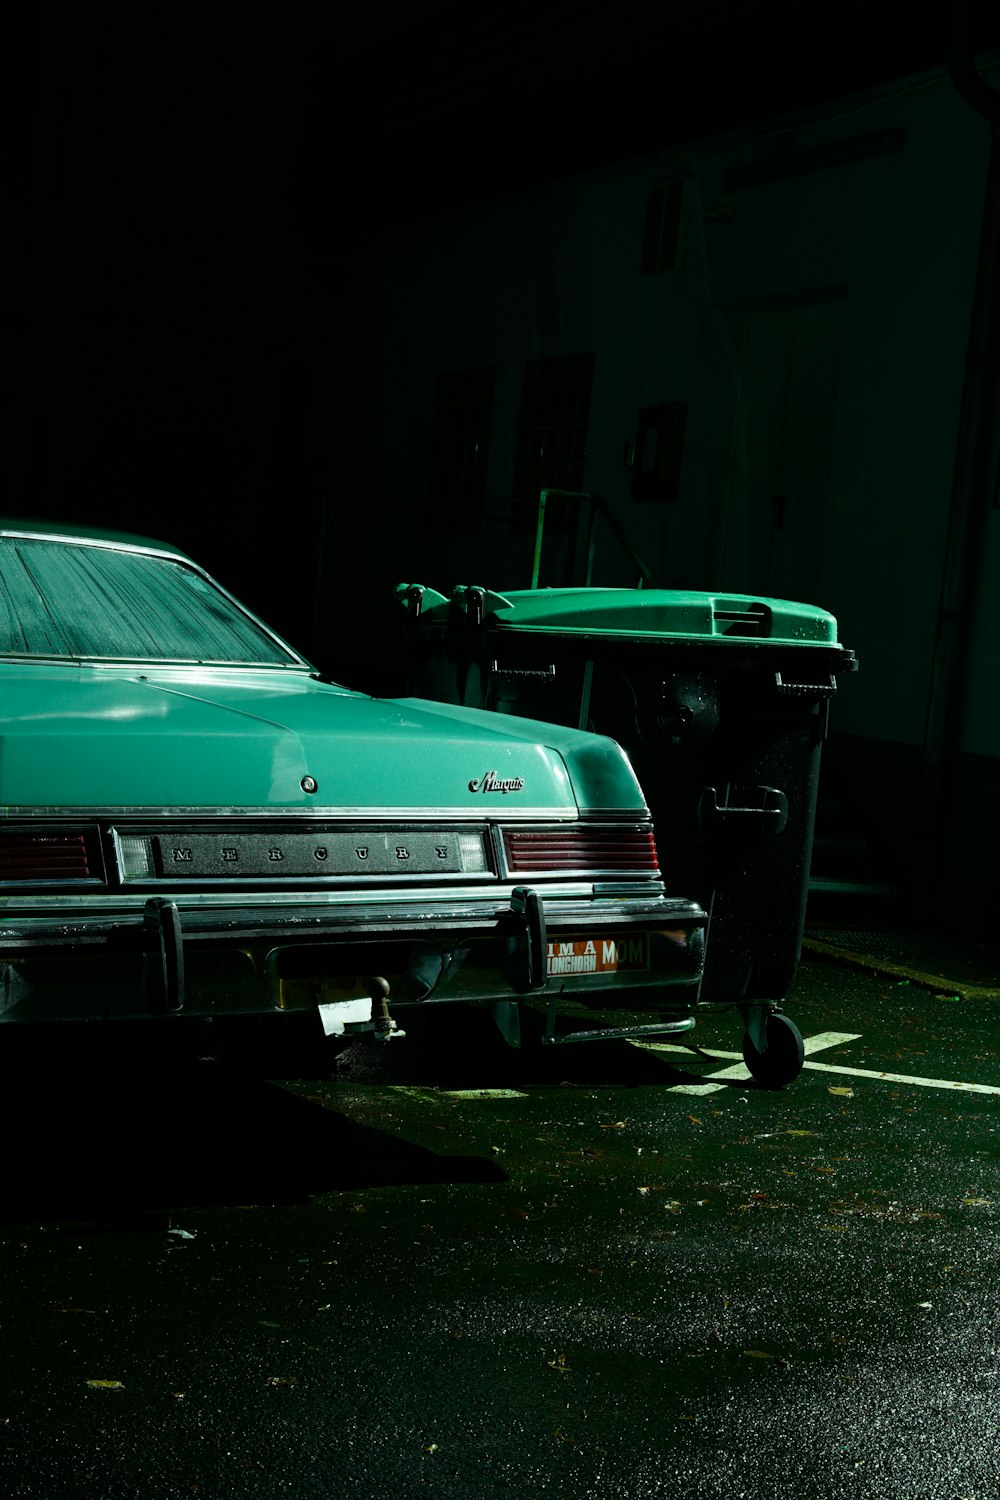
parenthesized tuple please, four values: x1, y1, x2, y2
(828, 1086, 854, 1098)
(547, 1353, 570, 1371)
(266, 1377, 296, 1388)
(422, 1443, 439, 1453)
(86, 1380, 124, 1390)
(783, 1130, 813, 1137)
(743, 1349, 783, 1362)
(961, 1198, 992, 1206)
(687, 1116, 702, 1126)
(600, 1121, 628, 1130)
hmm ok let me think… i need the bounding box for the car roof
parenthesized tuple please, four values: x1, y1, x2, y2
(0, 518, 188, 558)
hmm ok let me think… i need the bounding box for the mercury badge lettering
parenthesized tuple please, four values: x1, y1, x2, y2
(0, 521, 705, 1053)
(468, 770, 525, 794)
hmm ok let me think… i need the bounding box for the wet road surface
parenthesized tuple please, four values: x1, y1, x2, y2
(0, 957, 997, 1498)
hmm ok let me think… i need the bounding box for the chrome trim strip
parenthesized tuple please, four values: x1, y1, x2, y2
(0, 528, 189, 561)
(0, 878, 666, 913)
(0, 879, 106, 891)
(109, 826, 126, 884)
(118, 872, 499, 889)
(88, 663, 318, 679)
(488, 823, 506, 873)
(0, 805, 600, 821)
(574, 808, 653, 821)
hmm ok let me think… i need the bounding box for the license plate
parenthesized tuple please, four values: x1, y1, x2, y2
(546, 935, 649, 977)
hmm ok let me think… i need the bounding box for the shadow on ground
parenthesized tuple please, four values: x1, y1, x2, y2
(0, 1000, 761, 1227)
(0, 1033, 507, 1228)
(332, 1000, 742, 1092)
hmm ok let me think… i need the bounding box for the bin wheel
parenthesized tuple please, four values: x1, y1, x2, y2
(742, 1012, 804, 1088)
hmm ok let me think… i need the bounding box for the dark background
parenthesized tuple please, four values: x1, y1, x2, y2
(6, 0, 998, 656)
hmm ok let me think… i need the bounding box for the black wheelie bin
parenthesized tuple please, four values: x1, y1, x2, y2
(396, 583, 856, 1086)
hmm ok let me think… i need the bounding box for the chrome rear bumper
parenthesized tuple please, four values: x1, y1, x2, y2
(0, 887, 707, 1022)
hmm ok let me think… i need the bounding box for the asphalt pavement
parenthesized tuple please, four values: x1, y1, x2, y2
(0, 948, 997, 1499)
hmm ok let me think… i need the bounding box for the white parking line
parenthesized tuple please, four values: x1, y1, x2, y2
(795, 1059, 1000, 1095)
(801, 1031, 866, 1055)
(634, 1030, 1000, 1097)
(633, 1030, 860, 1094)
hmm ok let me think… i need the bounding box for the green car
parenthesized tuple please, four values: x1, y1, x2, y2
(0, 522, 705, 1053)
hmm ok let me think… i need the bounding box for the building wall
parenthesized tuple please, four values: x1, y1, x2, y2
(328, 67, 992, 772)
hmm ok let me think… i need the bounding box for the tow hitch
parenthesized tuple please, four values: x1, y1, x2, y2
(370, 976, 405, 1041)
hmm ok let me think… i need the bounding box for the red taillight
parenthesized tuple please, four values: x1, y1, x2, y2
(0, 833, 92, 881)
(503, 826, 659, 875)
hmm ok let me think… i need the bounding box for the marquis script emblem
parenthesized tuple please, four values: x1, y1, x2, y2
(468, 770, 524, 795)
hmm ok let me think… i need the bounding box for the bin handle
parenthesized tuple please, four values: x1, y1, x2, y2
(774, 671, 838, 698)
(698, 786, 789, 840)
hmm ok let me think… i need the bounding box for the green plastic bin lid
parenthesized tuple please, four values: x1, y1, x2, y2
(437, 586, 842, 648)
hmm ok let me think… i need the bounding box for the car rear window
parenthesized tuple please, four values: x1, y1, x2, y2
(0, 538, 298, 664)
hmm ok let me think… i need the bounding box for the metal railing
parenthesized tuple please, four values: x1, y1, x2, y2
(530, 488, 651, 590)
